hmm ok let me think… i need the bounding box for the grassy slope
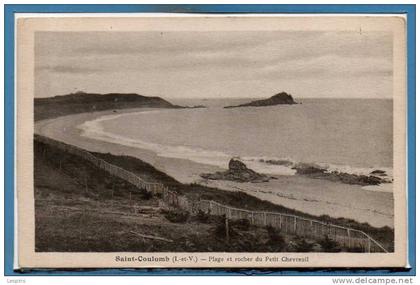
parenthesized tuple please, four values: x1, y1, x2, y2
(36, 140, 323, 252)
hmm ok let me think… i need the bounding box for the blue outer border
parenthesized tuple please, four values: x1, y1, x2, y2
(4, 4, 416, 276)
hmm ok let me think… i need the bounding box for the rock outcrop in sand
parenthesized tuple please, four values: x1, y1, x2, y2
(200, 158, 271, 183)
(292, 163, 391, 186)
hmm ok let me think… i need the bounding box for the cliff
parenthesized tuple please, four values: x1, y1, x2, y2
(224, 92, 298, 109)
(34, 92, 181, 121)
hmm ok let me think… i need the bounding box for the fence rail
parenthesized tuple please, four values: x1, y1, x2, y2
(197, 200, 388, 253)
(34, 134, 388, 253)
(35, 134, 169, 195)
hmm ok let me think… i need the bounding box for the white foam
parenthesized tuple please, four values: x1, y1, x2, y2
(78, 113, 299, 175)
(320, 162, 393, 180)
(362, 183, 394, 193)
(241, 157, 296, 175)
(79, 120, 231, 169)
(78, 111, 393, 183)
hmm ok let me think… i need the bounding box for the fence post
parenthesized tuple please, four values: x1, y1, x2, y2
(367, 238, 371, 253)
(279, 215, 283, 231)
(294, 216, 297, 234)
(263, 212, 267, 226)
(347, 229, 351, 248)
(84, 175, 88, 195)
(225, 215, 230, 243)
(310, 220, 313, 237)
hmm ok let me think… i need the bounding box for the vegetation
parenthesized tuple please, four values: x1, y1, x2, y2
(163, 209, 190, 223)
(345, 245, 366, 253)
(318, 235, 341, 252)
(290, 236, 315, 252)
(196, 209, 211, 223)
(265, 226, 286, 252)
(234, 219, 251, 231)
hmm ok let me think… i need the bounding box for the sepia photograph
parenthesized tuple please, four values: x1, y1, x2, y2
(15, 14, 408, 268)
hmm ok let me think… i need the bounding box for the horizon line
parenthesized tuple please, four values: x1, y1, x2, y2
(35, 92, 393, 100)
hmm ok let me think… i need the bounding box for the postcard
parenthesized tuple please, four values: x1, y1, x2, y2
(15, 14, 407, 268)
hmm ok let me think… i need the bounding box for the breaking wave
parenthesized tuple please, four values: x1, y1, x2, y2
(78, 111, 393, 193)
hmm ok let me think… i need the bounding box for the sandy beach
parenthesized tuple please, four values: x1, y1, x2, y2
(35, 108, 394, 228)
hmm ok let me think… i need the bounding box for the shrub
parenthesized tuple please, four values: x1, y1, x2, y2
(232, 219, 251, 231)
(346, 245, 365, 252)
(266, 226, 286, 251)
(142, 190, 153, 200)
(163, 209, 189, 223)
(291, 236, 314, 252)
(214, 215, 237, 239)
(318, 235, 341, 252)
(196, 209, 210, 223)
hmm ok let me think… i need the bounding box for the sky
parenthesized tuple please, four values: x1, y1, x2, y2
(35, 30, 393, 99)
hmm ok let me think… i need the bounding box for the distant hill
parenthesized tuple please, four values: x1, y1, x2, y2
(224, 92, 298, 109)
(34, 92, 181, 121)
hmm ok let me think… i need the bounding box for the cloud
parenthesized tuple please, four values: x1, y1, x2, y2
(254, 55, 392, 80)
(34, 30, 394, 98)
(37, 64, 101, 74)
(35, 31, 279, 57)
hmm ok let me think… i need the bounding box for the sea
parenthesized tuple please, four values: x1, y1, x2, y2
(79, 98, 393, 185)
(72, 98, 396, 227)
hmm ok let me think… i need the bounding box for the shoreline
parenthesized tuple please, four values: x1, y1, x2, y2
(78, 109, 394, 187)
(35, 108, 394, 228)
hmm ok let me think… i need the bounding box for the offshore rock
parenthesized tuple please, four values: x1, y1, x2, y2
(224, 92, 298, 108)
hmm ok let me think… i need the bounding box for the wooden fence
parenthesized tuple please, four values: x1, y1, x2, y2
(35, 134, 168, 195)
(34, 134, 388, 253)
(197, 200, 388, 253)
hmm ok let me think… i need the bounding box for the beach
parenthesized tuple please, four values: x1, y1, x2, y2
(35, 107, 394, 228)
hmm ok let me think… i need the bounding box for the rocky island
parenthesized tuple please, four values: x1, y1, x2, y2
(224, 92, 298, 109)
(200, 158, 272, 183)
